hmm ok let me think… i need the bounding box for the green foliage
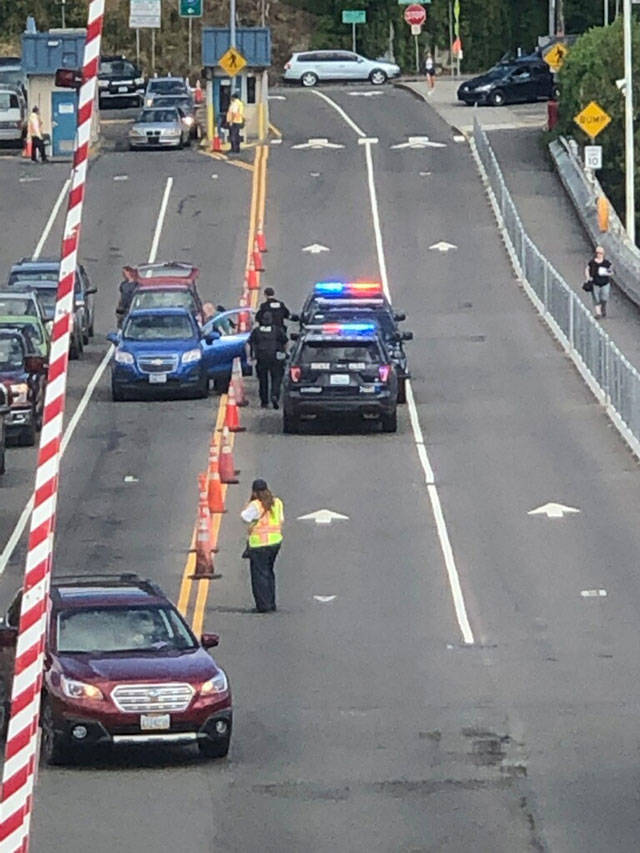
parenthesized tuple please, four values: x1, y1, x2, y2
(555, 15, 640, 224)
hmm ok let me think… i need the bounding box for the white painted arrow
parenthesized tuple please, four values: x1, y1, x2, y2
(348, 91, 384, 97)
(358, 137, 379, 145)
(314, 595, 337, 603)
(580, 589, 607, 598)
(297, 509, 349, 525)
(391, 136, 447, 150)
(302, 243, 330, 254)
(291, 137, 345, 150)
(113, 175, 129, 182)
(528, 502, 581, 519)
(270, 138, 282, 145)
(429, 241, 458, 252)
(123, 475, 139, 483)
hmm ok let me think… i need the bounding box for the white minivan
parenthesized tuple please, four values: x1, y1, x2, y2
(0, 87, 27, 145)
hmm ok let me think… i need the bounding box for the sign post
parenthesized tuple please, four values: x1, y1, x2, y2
(179, 0, 202, 69)
(129, 0, 161, 72)
(342, 10, 366, 53)
(404, 5, 427, 74)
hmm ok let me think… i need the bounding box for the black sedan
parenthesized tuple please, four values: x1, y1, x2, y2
(0, 329, 47, 446)
(457, 57, 556, 107)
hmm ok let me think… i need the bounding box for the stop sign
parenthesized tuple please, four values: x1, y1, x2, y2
(404, 4, 426, 26)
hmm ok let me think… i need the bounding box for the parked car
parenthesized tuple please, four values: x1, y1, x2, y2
(0, 307, 50, 359)
(128, 107, 189, 150)
(0, 573, 232, 764)
(457, 56, 557, 106)
(0, 86, 27, 146)
(283, 50, 401, 87)
(0, 383, 9, 475)
(7, 281, 83, 359)
(0, 58, 26, 99)
(143, 76, 189, 108)
(0, 290, 48, 328)
(99, 55, 145, 108)
(0, 328, 47, 446)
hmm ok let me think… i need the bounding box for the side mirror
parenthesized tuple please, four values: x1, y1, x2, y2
(106, 331, 119, 345)
(85, 287, 97, 296)
(201, 632, 219, 649)
(393, 312, 406, 322)
(0, 626, 17, 649)
(203, 330, 221, 345)
(290, 332, 299, 341)
(401, 331, 414, 342)
(24, 355, 47, 374)
(289, 313, 300, 322)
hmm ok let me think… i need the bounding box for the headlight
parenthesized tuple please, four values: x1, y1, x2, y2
(145, 97, 153, 107)
(182, 348, 202, 364)
(161, 128, 178, 136)
(114, 350, 134, 365)
(61, 675, 104, 701)
(200, 670, 228, 695)
(135, 77, 144, 86)
(98, 80, 108, 88)
(10, 383, 28, 405)
(474, 84, 493, 92)
(182, 116, 194, 127)
(129, 128, 144, 137)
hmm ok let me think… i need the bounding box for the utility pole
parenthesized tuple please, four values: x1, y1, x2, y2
(61, 0, 66, 28)
(556, 0, 565, 34)
(605, 0, 609, 24)
(623, 0, 635, 241)
(230, 0, 236, 48)
(549, 0, 556, 36)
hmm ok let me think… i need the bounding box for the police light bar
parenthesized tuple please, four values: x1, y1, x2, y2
(346, 281, 383, 293)
(313, 280, 383, 297)
(314, 281, 345, 294)
(320, 322, 377, 335)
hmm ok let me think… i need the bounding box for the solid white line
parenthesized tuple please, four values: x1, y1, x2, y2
(312, 90, 367, 138)
(148, 177, 173, 264)
(320, 92, 475, 645)
(32, 178, 71, 259)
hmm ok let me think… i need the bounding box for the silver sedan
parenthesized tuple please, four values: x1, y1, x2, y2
(128, 107, 189, 151)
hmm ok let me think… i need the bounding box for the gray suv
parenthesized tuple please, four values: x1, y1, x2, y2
(283, 51, 401, 87)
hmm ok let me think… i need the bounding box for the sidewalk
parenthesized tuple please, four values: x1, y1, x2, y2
(400, 78, 640, 365)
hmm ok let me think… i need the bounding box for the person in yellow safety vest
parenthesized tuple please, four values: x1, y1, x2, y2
(241, 478, 284, 613)
(226, 93, 245, 154)
(27, 105, 48, 163)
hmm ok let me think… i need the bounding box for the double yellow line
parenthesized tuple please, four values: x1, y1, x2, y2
(178, 144, 270, 635)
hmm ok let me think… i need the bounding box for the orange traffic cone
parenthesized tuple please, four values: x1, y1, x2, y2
(253, 239, 264, 272)
(219, 426, 239, 484)
(231, 357, 248, 407)
(212, 131, 222, 152)
(192, 474, 214, 577)
(238, 294, 251, 333)
(207, 444, 226, 513)
(221, 384, 246, 432)
(246, 256, 259, 290)
(22, 137, 32, 159)
(256, 221, 267, 253)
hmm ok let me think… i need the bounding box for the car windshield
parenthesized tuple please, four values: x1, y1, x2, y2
(0, 337, 23, 370)
(0, 70, 22, 88)
(10, 269, 57, 283)
(136, 264, 194, 279)
(27, 289, 56, 318)
(152, 96, 192, 110)
(0, 297, 35, 316)
(0, 319, 43, 345)
(300, 342, 380, 364)
(130, 290, 195, 312)
(124, 314, 193, 340)
(56, 606, 196, 653)
(138, 109, 177, 124)
(149, 80, 186, 95)
(484, 66, 513, 80)
(101, 60, 137, 76)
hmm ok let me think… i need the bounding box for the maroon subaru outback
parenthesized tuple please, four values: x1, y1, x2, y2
(0, 574, 232, 765)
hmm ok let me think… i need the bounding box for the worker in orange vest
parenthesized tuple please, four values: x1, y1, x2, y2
(241, 479, 284, 612)
(226, 93, 245, 154)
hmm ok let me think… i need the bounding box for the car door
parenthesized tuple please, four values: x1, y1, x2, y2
(532, 63, 553, 99)
(201, 308, 250, 378)
(318, 52, 344, 81)
(507, 65, 534, 102)
(336, 52, 362, 81)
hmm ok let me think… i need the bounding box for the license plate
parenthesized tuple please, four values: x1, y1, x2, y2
(118, 85, 129, 93)
(149, 373, 167, 384)
(330, 374, 350, 385)
(140, 714, 170, 731)
(310, 362, 330, 370)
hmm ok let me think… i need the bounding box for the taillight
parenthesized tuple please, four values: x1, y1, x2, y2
(378, 365, 391, 382)
(290, 366, 301, 382)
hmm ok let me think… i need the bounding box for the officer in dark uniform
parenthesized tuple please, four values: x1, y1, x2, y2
(115, 269, 137, 328)
(255, 287, 290, 328)
(248, 311, 288, 409)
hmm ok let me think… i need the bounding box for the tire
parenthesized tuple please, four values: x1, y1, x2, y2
(283, 412, 299, 434)
(213, 373, 231, 394)
(198, 736, 230, 759)
(18, 419, 36, 447)
(111, 382, 125, 402)
(41, 698, 71, 766)
(301, 72, 318, 88)
(196, 373, 209, 399)
(489, 89, 505, 107)
(369, 69, 387, 86)
(381, 409, 398, 433)
(88, 321, 95, 338)
(69, 335, 80, 360)
(397, 378, 407, 405)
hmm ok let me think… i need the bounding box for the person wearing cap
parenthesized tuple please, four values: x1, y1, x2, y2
(27, 105, 47, 163)
(241, 479, 284, 613)
(255, 287, 290, 328)
(248, 310, 288, 409)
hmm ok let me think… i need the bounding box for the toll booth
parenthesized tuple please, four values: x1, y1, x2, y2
(202, 28, 271, 143)
(21, 28, 98, 159)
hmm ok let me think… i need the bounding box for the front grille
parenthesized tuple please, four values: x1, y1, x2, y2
(137, 355, 178, 373)
(111, 682, 195, 713)
(146, 132, 161, 141)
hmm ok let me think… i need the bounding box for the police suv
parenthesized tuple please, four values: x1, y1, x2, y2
(282, 322, 398, 434)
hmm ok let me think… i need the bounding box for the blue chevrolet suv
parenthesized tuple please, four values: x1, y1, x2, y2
(107, 307, 249, 401)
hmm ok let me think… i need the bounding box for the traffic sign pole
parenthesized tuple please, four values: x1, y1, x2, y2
(352, 21, 356, 52)
(623, 0, 635, 242)
(188, 16, 192, 67)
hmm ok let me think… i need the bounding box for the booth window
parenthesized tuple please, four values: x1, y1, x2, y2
(247, 75, 256, 104)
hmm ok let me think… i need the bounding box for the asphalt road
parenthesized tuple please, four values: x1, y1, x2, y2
(0, 85, 640, 851)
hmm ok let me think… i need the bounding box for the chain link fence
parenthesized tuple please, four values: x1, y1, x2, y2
(472, 117, 640, 459)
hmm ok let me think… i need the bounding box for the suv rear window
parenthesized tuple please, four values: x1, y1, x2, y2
(149, 79, 187, 94)
(124, 313, 193, 340)
(299, 341, 381, 365)
(57, 606, 195, 653)
(130, 290, 195, 312)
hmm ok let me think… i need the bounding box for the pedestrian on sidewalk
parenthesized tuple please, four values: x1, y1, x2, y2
(424, 52, 436, 93)
(226, 93, 245, 154)
(585, 246, 613, 318)
(241, 479, 284, 613)
(256, 286, 290, 328)
(27, 106, 47, 163)
(249, 311, 288, 409)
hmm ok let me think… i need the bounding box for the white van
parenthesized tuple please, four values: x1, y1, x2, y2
(0, 87, 27, 145)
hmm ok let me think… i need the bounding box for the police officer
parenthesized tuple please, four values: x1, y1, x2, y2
(248, 311, 287, 409)
(255, 286, 290, 328)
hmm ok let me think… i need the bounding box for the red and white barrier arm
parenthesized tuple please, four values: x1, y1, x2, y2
(0, 2, 104, 850)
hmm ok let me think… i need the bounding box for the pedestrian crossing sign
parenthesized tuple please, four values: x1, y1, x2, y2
(544, 42, 568, 71)
(219, 47, 247, 77)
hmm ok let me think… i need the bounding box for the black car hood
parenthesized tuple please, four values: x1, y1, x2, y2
(57, 647, 218, 683)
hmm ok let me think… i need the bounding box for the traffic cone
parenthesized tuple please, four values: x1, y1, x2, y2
(212, 130, 222, 152)
(253, 239, 264, 272)
(192, 474, 214, 578)
(256, 221, 267, 253)
(231, 356, 248, 407)
(246, 256, 259, 290)
(219, 426, 239, 483)
(207, 444, 226, 513)
(221, 384, 246, 432)
(238, 294, 251, 333)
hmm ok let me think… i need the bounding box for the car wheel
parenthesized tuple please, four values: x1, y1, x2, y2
(69, 336, 80, 360)
(88, 321, 95, 338)
(301, 72, 318, 88)
(213, 373, 231, 394)
(198, 736, 230, 759)
(489, 89, 505, 107)
(196, 373, 209, 399)
(111, 382, 125, 402)
(41, 698, 71, 766)
(397, 379, 407, 405)
(283, 412, 299, 434)
(18, 420, 36, 447)
(369, 70, 387, 86)
(381, 410, 398, 433)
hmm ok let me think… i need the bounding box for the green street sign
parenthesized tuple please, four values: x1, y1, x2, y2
(342, 10, 366, 23)
(179, 0, 202, 17)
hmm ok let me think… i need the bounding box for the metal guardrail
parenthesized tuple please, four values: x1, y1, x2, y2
(472, 116, 640, 459)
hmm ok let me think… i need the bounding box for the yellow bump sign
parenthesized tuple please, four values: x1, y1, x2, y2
(544, 42, 568, 72)
(574, 101, 611, 140)
(219, 47, 247, 77)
